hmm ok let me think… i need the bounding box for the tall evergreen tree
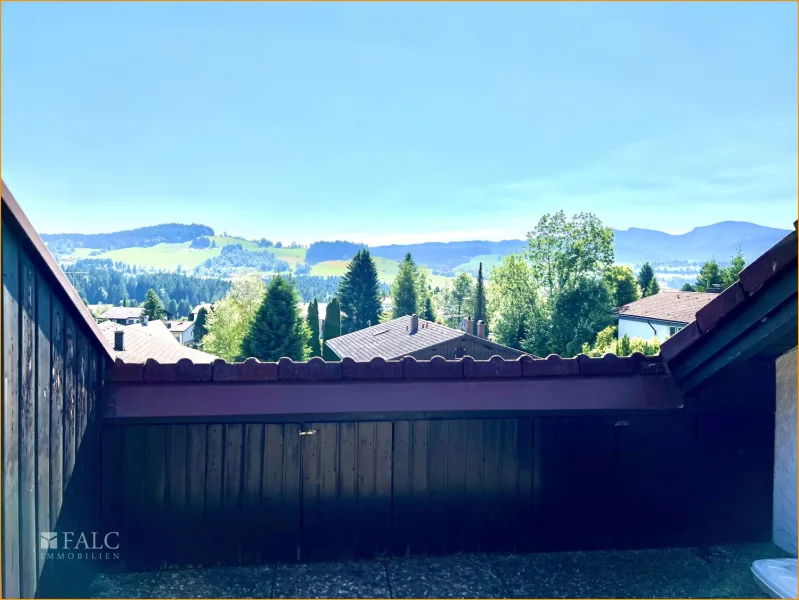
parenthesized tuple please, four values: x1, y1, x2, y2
(473, 262, 487, 328)
(306, 298, 322, 357)
(177, 298, 191, 318)
(392, 252, 419, 318)
(193, 307, 209, 344)
(637, 263, 655, 297)
(645, 277, 660, 296)
(166, 298, 178, 319)
(338, 249, 382, 333)
(322, 298, 342, 360)
(240, 276, 309, 362)
(694, 258, 723, 292)
(142, 289, 166, 320)
(423, 296, 436, 322)
(721, 247, 746, 289)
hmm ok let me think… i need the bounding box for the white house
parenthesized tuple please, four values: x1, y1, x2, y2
(167, 320, 196, 346)
(381, 296, 392, 315)
(99, 306, 144, 325)
(616, 291, 717, 341)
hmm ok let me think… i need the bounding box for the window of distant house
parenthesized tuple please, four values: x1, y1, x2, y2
(669, 325, 684, 336)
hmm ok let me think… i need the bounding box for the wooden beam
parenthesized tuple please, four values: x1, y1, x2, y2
(104, 375, 684, 422)
(670, 268, 796, 384)
(680, 295, 797, 392)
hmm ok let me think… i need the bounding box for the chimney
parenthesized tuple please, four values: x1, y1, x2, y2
(143, 315, 149, 326)
(465, 317, 474, 335)
(410, 314, 419, 334)
(477, 320, 486, 339)
(114, 330, 125, 352)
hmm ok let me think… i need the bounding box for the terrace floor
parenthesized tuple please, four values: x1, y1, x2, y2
(77, 543, 790, 599)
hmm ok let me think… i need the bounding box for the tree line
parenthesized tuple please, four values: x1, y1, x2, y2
(43, 223, 214, 252)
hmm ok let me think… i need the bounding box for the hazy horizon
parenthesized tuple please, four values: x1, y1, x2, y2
(3, 2, 797, 244)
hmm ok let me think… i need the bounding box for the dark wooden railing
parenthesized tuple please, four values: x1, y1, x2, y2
(2, 195, 111, 599)
(99, 356, 776, 570)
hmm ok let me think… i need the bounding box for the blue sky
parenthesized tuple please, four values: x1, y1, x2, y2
(3, 2, 797, 245)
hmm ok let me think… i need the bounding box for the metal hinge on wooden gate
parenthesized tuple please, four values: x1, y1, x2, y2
(299, 429, 317, 436)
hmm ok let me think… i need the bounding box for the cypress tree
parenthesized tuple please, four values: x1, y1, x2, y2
(338, 249, 381, 333)
(392, 252, 418, 318)
(423, 296, 436, 322)
(143, 289, 166, 320)
(473, 262, 487, 330)
(193, 307, 209, 344)
(306, 299, 322, 357)
(240, 276, 309, 362)
(166, 299, 178, 319)
(637, 263, 655, 297)
(322, 298, 342, 361)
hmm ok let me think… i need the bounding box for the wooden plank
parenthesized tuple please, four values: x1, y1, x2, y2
(300, 421, 320, 560)
(76, 331, 88, 452)
(427, 419, 447, 555)
(2, 224, 21, 599)
(186, 424, 206, 566)
(516, 417, 534, 552)
(338, 422, 358, 559)
(497, 419, 518, 552)
(445, 420, 466, 553)
(49, 297, 64, 531)
(19, 250, 37, 599)
(356, 421, 379, 558)
(614, 415, 698, 548)
(63, 314, 76, 494)
(167, 424, 188, 566)
(696, 413, 775, 544)
(122, 426, 147, 568)
(282, 423, 302, 562)
(391, 420, 411, 556)
(144, 425, 167, 570)
(319, 422, 341, 561)
(462, 419, 484, 553)
(241, 424, 263, 564)
(100, 426, 124, 549)
(223, 424, 243, 564)
(35, 274, 51, 582)
(408, 420, 429, 555)
(373, 421, 392, 556)
(481, 418, 502, 552)
(262, 423, 284, 561)
(205, 424, 224, 565)
(533, 417, 615, 551)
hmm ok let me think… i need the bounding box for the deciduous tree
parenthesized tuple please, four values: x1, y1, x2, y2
(202, 274, 265, 361)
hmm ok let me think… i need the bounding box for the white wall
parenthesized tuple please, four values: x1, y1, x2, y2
(774, 346, 797, 555)
(617, 317, 674, 341)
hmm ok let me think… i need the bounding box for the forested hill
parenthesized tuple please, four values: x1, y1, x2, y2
(42, 223, 215, 252)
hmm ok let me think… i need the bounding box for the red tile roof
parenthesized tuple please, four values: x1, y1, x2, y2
(617, 291, 716, 324)
(107, 353, 669, 383)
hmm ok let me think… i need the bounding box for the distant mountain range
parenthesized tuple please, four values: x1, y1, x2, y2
(44, 220, 792, 274)
(371, 221, 791, 269)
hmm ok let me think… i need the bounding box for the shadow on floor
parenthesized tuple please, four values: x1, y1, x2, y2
(73, 543, 790, 599)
